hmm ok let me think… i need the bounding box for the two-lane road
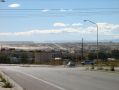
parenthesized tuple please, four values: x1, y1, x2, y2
(0, 66, 119, 90)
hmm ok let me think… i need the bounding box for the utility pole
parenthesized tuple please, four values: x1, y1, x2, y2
(0, 44, 2, 52)
(81, 38, 84, 61)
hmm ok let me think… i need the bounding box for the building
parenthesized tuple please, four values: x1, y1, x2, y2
(34, 52, 52, 64)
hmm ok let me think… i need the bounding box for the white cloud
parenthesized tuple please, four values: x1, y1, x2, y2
(42, 9, 49, 12)
(60, 9, 66, 12)
(53, 22, 67, 27)
(105, 34, 119, 39)
(0, 27, 97, 36)
(72, 23, 82, 26)
(8, 3, 20, 8)
(0, 29, 79, 36)
(113, 35, 119, 38)
(0, 23, 119, 39)
(98, 23, 119, 30)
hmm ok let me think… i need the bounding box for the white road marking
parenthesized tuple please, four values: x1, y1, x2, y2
(18, 71, 67, 90)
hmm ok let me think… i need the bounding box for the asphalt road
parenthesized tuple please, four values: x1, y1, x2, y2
(0, 65, 119, 90)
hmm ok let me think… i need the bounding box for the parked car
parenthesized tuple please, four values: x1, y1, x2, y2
(81, 60, 95, 65)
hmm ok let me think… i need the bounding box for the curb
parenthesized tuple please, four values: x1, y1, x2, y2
(0, 71, 24, 90)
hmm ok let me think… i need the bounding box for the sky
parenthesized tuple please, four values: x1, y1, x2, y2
(0, 0, 119, 42)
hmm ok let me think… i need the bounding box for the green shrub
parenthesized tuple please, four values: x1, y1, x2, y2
(110, 65, 115, 71)
(2, 81, 13, 88)
(0, 73, 13, 88)
(0, 74, 6, 83)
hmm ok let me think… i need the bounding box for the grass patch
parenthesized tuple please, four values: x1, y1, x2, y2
(2, 80, 13, 88)
(0, 73, 13, 88)
(0, 74, 6, 83)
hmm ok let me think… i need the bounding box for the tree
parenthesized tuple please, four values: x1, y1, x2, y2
(98, 51, 108, 61)
(0, 53, 10, 64)
(111, 50, 119, 59)
(20, 53, 28, 64)
(88, 52, 97, 60)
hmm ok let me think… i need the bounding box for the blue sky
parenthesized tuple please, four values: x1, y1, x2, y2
(0, 0, 119, 42)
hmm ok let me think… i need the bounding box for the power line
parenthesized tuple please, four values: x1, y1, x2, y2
(0, 8, 119, 10)
(0, 8, 119, 17)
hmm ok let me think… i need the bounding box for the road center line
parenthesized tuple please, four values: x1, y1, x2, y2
(18, 71, 67, 90)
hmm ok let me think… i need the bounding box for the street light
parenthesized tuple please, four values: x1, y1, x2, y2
(84, 20, 99, 64)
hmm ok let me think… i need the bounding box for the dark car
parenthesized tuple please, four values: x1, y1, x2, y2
(81, 60, 95, 65)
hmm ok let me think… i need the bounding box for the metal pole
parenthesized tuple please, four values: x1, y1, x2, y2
(84, 20, 99, 64)
(81, 38, 84, 61)
(96, 24, 99, 64)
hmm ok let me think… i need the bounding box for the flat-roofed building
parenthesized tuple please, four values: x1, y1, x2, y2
(34, 52, 52, 64)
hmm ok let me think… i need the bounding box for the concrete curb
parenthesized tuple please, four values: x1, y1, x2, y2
(0, 71, 24, 90)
